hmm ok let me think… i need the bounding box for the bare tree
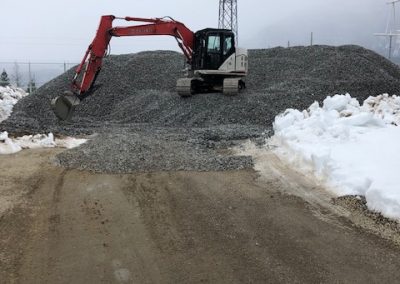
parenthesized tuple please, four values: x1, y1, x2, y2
(12, 62, 22, 87)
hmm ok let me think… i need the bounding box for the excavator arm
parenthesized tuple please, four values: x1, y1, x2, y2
(74, 15, 194, 97)
(52, 15, 195, 120)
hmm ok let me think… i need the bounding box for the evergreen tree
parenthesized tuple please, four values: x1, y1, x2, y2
(0, 69, 10, 87)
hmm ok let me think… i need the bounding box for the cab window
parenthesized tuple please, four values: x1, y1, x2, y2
(207, 35, 221, 53)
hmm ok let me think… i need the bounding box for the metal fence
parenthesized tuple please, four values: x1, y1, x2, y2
(0, 61, 78, 92)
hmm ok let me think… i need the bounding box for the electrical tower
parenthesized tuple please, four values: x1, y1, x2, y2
(218, 0, 238, 43)
(375, 0, 400, 59)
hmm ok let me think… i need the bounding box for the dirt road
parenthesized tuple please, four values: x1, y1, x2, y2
(1, 149, 400, 283)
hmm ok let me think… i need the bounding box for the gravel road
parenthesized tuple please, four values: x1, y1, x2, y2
(2, 149, 400, 283)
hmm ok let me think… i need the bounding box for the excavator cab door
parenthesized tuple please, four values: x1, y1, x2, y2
(205, 33, 222, 69)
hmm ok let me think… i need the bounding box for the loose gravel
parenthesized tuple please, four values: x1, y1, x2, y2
(2, 45, 400, 173)
(56, 126, 255, 173)
(332, 195, 400, 244)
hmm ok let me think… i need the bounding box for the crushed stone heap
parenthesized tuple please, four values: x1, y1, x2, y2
(2, 45, 400, 135)
(2, 45, 400, 173)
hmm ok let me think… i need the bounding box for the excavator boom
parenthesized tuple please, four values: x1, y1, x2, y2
(52, 15, 195, 120)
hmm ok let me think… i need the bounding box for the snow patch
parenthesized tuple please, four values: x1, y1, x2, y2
(0, 86, 27, 123)
(0, 132, 22, 155)
(55, 137, 88, 149)
(0, 132, 87, 155)
(270, 93, 400, 220)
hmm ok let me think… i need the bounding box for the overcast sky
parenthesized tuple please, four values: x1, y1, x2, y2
(0, 0, 393, 62)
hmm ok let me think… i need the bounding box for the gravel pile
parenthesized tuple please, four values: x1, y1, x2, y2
(248, 45, 400, 96)
(2, 45, 400, 173)
(4, 45, 400, 134)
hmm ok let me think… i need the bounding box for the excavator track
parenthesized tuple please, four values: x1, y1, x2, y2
(176, 78, 194, 97)
(223, 78, 241, 96)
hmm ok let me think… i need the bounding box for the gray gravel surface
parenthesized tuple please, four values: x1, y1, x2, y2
(56, 127, 255, 173)
(2, 45, 400, 173)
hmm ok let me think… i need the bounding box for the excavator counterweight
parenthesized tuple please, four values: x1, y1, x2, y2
(52, 15, 248, 120)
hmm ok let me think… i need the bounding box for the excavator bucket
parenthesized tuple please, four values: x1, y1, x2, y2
(51, 91, 81, 121)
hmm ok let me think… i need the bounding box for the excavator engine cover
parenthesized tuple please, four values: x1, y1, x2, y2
(51, 91, 81, 121)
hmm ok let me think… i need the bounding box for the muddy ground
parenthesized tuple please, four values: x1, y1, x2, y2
(2, 148, 400, 284)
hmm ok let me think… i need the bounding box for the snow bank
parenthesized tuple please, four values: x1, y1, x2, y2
(0, 86, 27, 123)
(0, 132, 87, 155)
(270, 93, 400, 220)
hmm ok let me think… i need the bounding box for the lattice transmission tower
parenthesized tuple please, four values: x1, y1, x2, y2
(375, 0, 400, 59)
(218, 0, 238, 43)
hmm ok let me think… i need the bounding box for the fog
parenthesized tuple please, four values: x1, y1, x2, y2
(1, 0, 394, 62)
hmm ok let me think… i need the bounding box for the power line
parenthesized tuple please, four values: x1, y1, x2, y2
(2, 36, 87, 41)
(1, 42, 84, 47)
(0, 62, 78, 65)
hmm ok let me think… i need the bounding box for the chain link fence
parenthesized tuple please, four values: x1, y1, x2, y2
(0, 62, 78, 92)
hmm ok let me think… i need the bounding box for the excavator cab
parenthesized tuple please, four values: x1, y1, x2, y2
(178, 28, 247, 97)
(192, 29, 236, 71)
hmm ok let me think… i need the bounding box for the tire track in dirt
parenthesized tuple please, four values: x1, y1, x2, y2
(2, 149, 400, 283)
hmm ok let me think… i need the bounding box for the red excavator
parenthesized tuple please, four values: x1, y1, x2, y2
(52, 15, 248, 120)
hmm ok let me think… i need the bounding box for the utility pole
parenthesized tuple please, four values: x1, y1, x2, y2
(13, 62, 21, 88)
(28, 62, 32, 94)
(218, 0, 239, 44)
(375, 0, 400, 59)
(311, 32, 314, 46)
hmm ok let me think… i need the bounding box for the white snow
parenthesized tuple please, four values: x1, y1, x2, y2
(0, 86, 28, 123)
(0, 132, 22, 154)
(0, 131, 87, 154)
(55, 136, 88, 149)
(270, 93, 400, 220)
(15, 133, 57, 149)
